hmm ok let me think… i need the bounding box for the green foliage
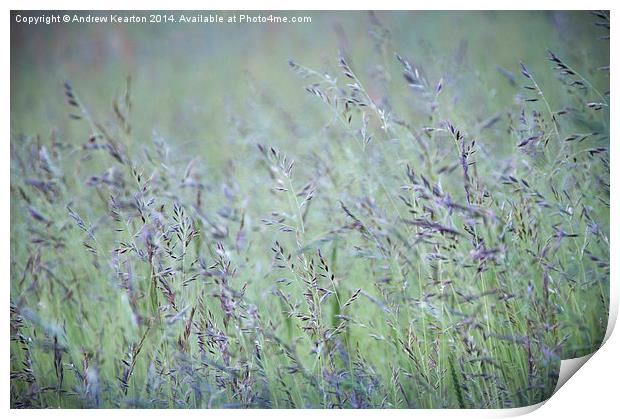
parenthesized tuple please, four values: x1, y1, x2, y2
(10, 11, 609, 408)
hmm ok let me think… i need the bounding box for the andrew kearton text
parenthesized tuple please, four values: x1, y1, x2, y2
(14, 12, 312, 25)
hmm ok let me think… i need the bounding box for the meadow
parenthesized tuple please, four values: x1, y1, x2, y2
(10, 11, 610, 408)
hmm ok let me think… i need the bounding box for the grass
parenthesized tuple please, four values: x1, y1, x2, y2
(10, 10, 609, 408)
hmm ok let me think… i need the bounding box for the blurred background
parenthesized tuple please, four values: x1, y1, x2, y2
(11, 11, 609, 171)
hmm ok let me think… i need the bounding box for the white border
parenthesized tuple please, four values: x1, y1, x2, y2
(4, 2, 617, 417)
(1, 1, 616, 11)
